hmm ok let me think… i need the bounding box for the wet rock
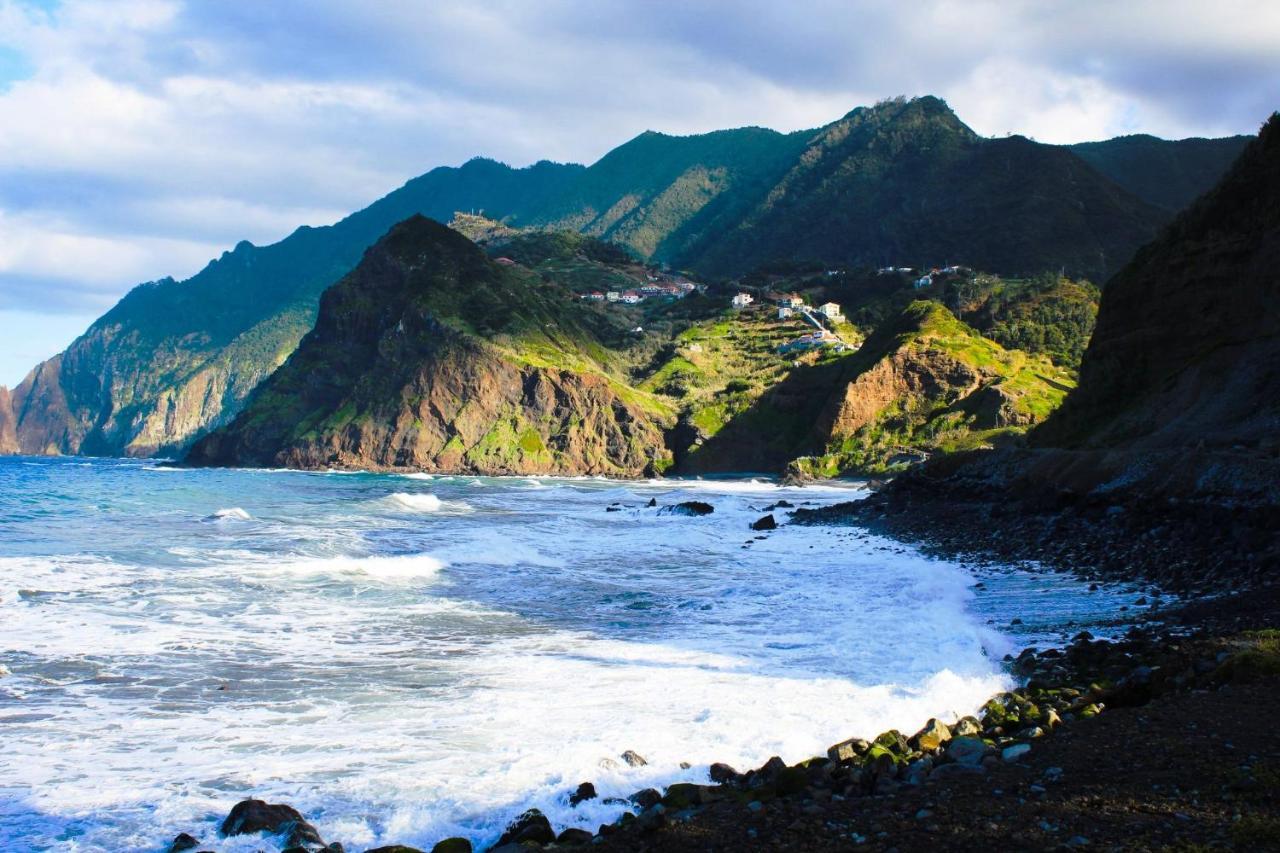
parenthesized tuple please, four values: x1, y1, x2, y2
(873, 729, 910, 755)
(495, 809, 555, 847)
(750, 514, 777, 531)
(555, 827, 594, 846)
(765, 500, 794, 510)
(428, 839, 470, 853)
(646, 498, 657, 507)
(912, 718, 952, 751)
(368, 846, 428, 853)
(1002, 743, 1032, 762)
(661, 783, 700, 808)
(828, 737, 871, 764)
(605, 505, 622, 512)
(167, 833, 199, 853)
(945, 736, 990, 767)
(219, 799, 325, 849)
(952, 716, 983, 737)
(709, 762, 741, 783)
(658, 501, 714, 517)
(569, 781, 597, 806)
(629, 788, 662, 810)
(621, 749, 648, 767)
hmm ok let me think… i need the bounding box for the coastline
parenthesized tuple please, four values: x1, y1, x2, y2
(151, 475, 1278, 853)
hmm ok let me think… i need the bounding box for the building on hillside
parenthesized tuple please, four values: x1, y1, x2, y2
(494, 257, 517, 266)
(732, 293, 754, 308)
(606, 291, 622, 302)
(818, 302, 842, 319)
(777, 293, 804, 308)
(915, 275, 932, 289)
(777, 306, 794, 320)
(777, 330, 837, 354)
(581, 291, 606, 301)
(622, 290, 644, 304)
(687, 343, 703, 353)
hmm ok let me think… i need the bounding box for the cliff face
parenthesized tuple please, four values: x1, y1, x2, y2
(1037, 114, 1280, 459)
(0, 387, 17, 454)
(185, 216, 670, 476)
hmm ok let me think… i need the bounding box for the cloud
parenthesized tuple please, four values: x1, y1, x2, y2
(0, 0, 1276, 385)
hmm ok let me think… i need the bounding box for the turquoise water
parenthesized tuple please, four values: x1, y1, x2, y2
(0, 456, 1142, 851)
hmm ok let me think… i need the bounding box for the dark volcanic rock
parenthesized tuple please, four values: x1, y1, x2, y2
(569, 781, 597, 806)
(657, 501, 714, 517)
(750, 513, 777, 530)
(167, 833, 199, 853)
(496, 809, 555, 847)
(219, 799, 324, 849)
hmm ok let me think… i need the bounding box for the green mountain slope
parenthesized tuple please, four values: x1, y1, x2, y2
(3, 97, 1248, 459)
(667, 300, 1073, 476)
(185, 216, 672, 475)
(681, 97, 1163, 279)
(1067, 133, 1252, 212)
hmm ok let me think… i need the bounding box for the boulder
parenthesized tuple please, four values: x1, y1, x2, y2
(167, 834, 199, 853)
(620, 750, 648, 767)
(873, 729, 910, 755)
(219, 799, 325, 849)
(658, 501, 714, 517)
(568, 782, 597, 807)
(750, 514, 777, 531)
(495, 809, 555, 847)
(945, 736, 990, 767)
(1002, 743, 1032, 763)
(661, 783, 700, 809)
(555, 828, 595, 846)
(709, 762, 741, 783)
(952, 716, 983, 737)
(368, 846, 428, 853)
(912, 718, 952, 751)
(827, 737, 871, 764)
(629, 788, 662, 810)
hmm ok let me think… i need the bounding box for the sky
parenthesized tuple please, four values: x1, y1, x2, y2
(0, 0, 1277, 387)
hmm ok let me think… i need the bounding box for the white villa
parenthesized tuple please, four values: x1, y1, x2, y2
(818, 302, 842, 319)
(732, 293, 754, 308)
(777, 306, 794, 319)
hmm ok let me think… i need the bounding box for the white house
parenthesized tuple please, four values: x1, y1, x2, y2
(606, 291, 622, 302)
(818, 302, 842, 319)
(731, 293, 754, 308)
(777, 306, 794, 319)
(581, 291, 606, 301)
(622, 290, 644, 304)
(915, 275, 932, 289)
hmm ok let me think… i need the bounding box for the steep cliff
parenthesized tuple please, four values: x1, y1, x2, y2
(185, 217, 671, 476)
(1038, 114, 1280, 456)
(0, 387, 17, 454)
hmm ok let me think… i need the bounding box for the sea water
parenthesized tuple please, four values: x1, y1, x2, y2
(0, 456, 1144, 851)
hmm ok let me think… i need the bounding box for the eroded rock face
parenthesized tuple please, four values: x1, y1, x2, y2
(186, 216, 670, 476)
(821, 348, 982, 440)
(0, 387, 17, 454)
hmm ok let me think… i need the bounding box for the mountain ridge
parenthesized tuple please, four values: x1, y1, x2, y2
(2, 97, 1252, 459)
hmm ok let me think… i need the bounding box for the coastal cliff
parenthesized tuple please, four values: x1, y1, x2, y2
(185, 216, 671, 476)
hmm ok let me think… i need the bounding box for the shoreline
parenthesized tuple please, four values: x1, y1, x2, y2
(152, 487, 1280, 853)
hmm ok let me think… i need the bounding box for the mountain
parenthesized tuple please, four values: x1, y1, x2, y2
(675, 97, 1164, 279)
(1067, 133, 1252, 213)
(1031, 112, 1280, 498)
(5, 97, 1248, 459)
(6, 159, 581, 458)
(668, 300, 1073, 476)
(185, 216, 671, 475)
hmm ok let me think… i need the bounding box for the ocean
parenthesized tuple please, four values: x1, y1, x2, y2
(0, 456, 1144, 851)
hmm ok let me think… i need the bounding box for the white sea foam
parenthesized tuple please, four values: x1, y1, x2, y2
(0, 458, 1144, 852)
(204, 507, 251, 521)
(399, 472, 436, 480)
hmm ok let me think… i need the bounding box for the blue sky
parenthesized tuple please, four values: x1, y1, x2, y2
(0, 0, 1277, 387)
